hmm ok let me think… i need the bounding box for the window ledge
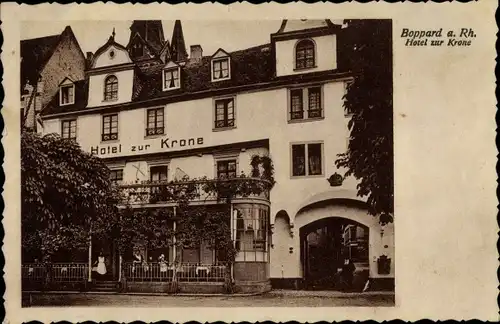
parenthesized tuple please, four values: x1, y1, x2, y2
(293, 66, 317, 72)
(162, 87, 181, 92)
(144, 134, 165, 140)
(102, 99, 118, 103)
(212, 126, 236, 132)
(100, 139, 120, 144)
(211, 77, 231, 83)
(60, 102, 75, 107)
(288, 116, 325, 124)
(290, 174, 325, 179)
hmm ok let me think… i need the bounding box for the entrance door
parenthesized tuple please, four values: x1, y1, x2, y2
(91, 237, 120, 281)
(300, 217, 369, 290)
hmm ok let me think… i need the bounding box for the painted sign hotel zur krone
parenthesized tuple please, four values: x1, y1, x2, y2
(90, 137, 205, 156)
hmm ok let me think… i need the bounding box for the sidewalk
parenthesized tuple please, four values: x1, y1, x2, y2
(23, 289, 394, 298)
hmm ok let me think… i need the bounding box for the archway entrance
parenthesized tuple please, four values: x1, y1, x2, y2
(300, 217, 369, 290)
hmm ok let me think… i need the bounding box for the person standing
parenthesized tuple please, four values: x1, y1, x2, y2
(96, 251, 107, 279)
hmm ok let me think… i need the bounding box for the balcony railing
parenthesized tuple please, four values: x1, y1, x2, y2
(123, 262, 226, 282)
(119, 178, 271, 206)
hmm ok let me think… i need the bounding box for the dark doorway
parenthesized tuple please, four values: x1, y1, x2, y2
(300, 217, 369, 290)
(91, 237, 120, 281)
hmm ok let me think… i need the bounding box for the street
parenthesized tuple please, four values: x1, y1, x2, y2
(23, 290, 395, 307)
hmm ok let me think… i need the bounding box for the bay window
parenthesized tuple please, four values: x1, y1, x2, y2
(234, 204, 269, 262)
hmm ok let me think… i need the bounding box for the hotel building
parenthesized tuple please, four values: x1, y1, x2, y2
(30, 19, 394, 293)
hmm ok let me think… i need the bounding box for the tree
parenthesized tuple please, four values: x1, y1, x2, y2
(21, 131, 120, 260)
(335, 20, 394, 223)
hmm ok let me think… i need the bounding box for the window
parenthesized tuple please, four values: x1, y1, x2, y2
(60, 84, 75, 106)
(61, 119, 77, 140)
(217, 160, 237, 179)
(102, 114, 118, 141)
(163, 68, 180, 91)
(291, 142, 323, 177)
(104, 75, 118, 101)
(308, 87, 322, 118)
(212, 58, 230, 81)
(289, 86, 323, 121)
(150, 165, 168, 182)
(110, 169, 123, 184)
(131, 43, 144, 57)
(234, 204, 269, 262)
(214, 98, 235, 129)
(146, 108, 164, 136)
(290, 89, 303, 120)
(295, 39, 315, 69)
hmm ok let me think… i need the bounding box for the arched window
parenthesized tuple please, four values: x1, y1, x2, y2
(104, 75, 118, 101)
(295, 39, 315, 70)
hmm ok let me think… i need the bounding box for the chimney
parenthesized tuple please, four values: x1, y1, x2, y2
(86, 52, 94, 68)
(190, 45, 203, 63)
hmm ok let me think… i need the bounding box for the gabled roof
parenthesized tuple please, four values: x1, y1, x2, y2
(211, 48, 231, 58)
(90, 34, 128, 69)
(58, 76, 75, 86)
(20, 26, 83, 92)
(21, 34, 60, 89)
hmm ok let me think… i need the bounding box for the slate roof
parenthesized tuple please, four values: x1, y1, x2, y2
(42, 36, 352, 117)
(21, 34, 61, 91)
(134, 44, 275, 101)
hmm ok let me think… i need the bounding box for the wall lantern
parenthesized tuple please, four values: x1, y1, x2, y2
(327, 173, 343, 187)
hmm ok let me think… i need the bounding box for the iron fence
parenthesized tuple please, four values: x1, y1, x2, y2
(123, 262, 226, 282)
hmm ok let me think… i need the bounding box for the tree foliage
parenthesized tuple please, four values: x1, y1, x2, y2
(335, 20, 394, 221)
(21, 131, 120, 258)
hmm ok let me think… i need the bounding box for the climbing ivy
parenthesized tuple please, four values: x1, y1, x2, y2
(115, 154, 275, 293)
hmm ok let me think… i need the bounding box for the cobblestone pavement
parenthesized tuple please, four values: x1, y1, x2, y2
(24, 290, 395, 307)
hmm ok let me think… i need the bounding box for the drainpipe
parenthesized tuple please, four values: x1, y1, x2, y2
(230, 204, 235, 283)
(88, 235, 92, 282)
(173, 207, 177, 263)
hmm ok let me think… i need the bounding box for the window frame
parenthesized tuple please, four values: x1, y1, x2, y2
(103, 75, 119, 102)
(109, 169, 124, 184)
(60, 118, 77, 140)
(294, 39, 316, 71)
(290, 141, 325, 178)
(211, 57, 231, 82)
(59, 84, 75, 106)
(213, 152, 239, 179)
(233, 204, 270, 262)
(162, 67, 181, 91)
(149, 164, 169, 183)
(145, 107, 165, 137)
(101, 113, 119, 142)
(288, 85, 324, 122)
(213, 96, 236, 131)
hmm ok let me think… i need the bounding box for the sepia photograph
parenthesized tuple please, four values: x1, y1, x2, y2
(19, 18, 394, 307)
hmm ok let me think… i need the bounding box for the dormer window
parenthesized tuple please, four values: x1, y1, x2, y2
(212, 57, 230, 81)
(295, 39, 316, 70)
(60, 84, 75, 106)
(162, 67, 180, 91)
(104, 75, 118, 101)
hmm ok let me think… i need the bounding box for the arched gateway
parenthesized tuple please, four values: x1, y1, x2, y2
(271, 193, 394, 291)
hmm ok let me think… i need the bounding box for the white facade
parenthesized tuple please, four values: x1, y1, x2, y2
(40, 20, 394, 287)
